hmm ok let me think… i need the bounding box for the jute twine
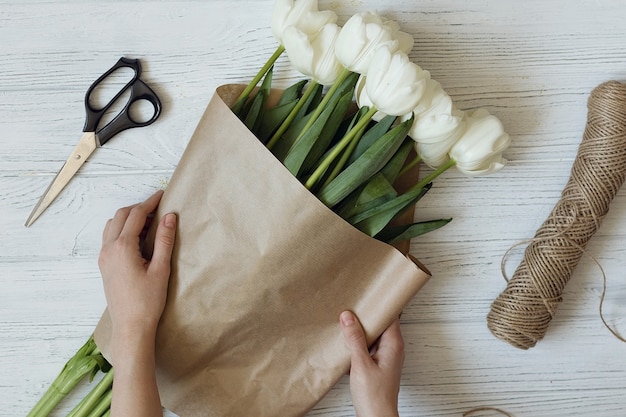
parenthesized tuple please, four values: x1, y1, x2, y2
(463, 406, 515, 416)
(487, 80, 626, 350)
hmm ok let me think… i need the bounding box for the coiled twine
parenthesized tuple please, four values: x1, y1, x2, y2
(487, 80, 626, 349)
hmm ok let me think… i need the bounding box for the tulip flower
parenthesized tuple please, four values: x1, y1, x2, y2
(266, 22, 344, 149)
(232, 0, 337, 115)
(403, 107, 509, 195)
(282, 11, 415, 158)
(408, 80, 465, 167)
(413, 119, 464, 167)
(335, 11, 414, 75)
(449, 108, 511, 176)
(271, 0, 337, 44)
(364, 46, 430, 117)
(282, 22, 343, 85)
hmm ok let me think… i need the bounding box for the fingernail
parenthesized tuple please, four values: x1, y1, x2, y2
(164, 213, 176, 228)
(340, 311, 355, 326)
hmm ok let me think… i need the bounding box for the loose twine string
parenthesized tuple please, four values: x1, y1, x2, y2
(486, 80, 626, 350)
(463, 407, 515, 417)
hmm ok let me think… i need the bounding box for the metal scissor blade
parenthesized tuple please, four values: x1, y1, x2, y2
(25, 132, 99, 227)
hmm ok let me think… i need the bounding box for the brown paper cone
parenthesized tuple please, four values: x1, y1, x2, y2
(94, 84, 431, 417)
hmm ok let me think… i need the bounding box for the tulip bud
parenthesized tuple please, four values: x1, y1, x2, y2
(449, 108, 511, 176)
(413, 116, 465, 167)
(335, 11, 414, 74)
(364, 46, 430, 117)
(271, 0, 337, 44)
(408, 79, 466, 167)
(282, 23, 344, 85)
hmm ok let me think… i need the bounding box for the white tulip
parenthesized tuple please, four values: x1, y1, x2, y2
(379, 17, 414, 54)
(407, 79, 465, 167)
(271, 0, 337, 44)
(282, 23, 344, 85)
(335, 11, 414, 74)
(354, 74, 387, 121)
(413, 115, 465, 167)
(449, 108, 511, 176)
(364, 46, 430, 117)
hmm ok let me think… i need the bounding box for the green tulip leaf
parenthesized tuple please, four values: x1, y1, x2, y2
(283, 90, 350, 177)
(376, 218, 452, 243)
(243, 90, 265, 132)
(317, 106, 370, 187)
(300, 91, 353, 175)
(350, 182, 432, 236)
(243, 66, 273, 134)
(295, 82, 323, 121)
(380, 137, 414, 184)
(271, 112, 314, 162)
(258, 100, 298, 142)
(317, 115, 414, 208)
(348, 114, 396, 164)
(257, 79, 308, 141)
(336, 173, 398, 219)
(277, 79, 307, 106)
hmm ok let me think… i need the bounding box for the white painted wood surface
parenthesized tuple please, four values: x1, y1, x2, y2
(2, 1, 626, 416)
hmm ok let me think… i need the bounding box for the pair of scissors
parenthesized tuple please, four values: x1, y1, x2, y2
(25, 57, 162, 227)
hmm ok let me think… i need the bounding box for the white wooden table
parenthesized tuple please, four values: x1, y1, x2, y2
(2, 1, 626, 416)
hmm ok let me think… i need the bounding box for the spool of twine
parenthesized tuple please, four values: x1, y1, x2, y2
(487, 80, 626, 350)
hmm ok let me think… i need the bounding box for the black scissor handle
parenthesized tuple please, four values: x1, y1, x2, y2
(83, 57, 162, 145)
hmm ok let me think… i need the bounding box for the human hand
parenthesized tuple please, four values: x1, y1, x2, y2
(98, 190, 177, 345)
(340, 311, 404, 417)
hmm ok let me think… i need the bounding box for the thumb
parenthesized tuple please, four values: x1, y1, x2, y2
(340, 311, 371, 368)
(149, 213, 177, 273)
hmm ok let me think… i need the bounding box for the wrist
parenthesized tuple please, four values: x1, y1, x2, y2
(110, 326, 157, 368)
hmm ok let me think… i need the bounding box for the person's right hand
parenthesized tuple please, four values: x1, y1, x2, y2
(340, 311, 404, 417)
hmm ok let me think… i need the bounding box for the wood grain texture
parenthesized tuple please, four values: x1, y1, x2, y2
(1, 1, 625, 416)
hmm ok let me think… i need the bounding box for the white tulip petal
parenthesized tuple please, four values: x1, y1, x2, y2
(394, 30, 414, 54)
(416, 136, 458, 168)
(283, 23, 343, 85)
(410, 114, 464, 144)
(272, 0, 337, 43)
(335, 11, 414, 74)
(449, 109, 511, 176)
(354, 74, 388, 121)
(312, 23, 343, 85)
(282, 26, 315, 78)
(365, 47, 430, 116)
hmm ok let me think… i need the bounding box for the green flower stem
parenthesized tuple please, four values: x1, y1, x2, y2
(231, 44, 285, 115)
(66, 369, 114, 417)
(305, 106, 378, 190)
(320, 122, 367, 189)
(291, 67, 352, 147)
(26, 337, 99, 417)
(407, 158, 456, 193)
(397, 153, 422, 178)
(266, 80, 319, 150)
(85, 389, 112, 417)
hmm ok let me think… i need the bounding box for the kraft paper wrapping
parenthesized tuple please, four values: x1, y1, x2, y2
(94, 84, 431, 417)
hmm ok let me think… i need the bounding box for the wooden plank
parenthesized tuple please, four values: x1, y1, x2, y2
(2, 1, 626, 416)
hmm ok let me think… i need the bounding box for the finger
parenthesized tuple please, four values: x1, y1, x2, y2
(120, 190, 164, 239)
(373, 318, 405, 369)
(340, 311, 372, 369)
(148, 213, 177, 276)
(102, 204, 136, 244)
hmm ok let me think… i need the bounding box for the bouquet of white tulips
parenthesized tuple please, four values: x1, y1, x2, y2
(233, 0, 510, 242)
(26, 1, 510, 416)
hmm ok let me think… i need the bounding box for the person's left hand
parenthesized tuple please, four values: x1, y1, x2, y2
(98, 190, 177, 342)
